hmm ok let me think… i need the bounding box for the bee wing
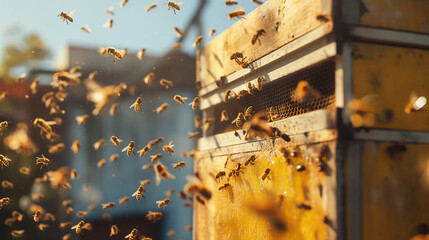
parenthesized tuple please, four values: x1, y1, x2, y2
(155, 200, 162, 204)
(182, 97, 188, 100)
(129, 102, 136, 108)
(71, 225, 77, 229)
(121, 146, 129, 152)
(176, 1, 183, 6)
(154, 163, 161, 186)
(68, 10, 75, 16)
(44, 121, 56, 126)
(125, 233, 132, 238)
(231, 118, 237, 124)
(131, 190, 138, 197)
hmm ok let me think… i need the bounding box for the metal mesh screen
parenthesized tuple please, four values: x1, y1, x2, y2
(211, 60, 336, 135)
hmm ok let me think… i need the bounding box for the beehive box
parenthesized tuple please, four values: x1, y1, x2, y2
(195, 0, 429, 239)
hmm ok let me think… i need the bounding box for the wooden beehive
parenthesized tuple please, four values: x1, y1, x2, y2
(194, 0, 429, 239)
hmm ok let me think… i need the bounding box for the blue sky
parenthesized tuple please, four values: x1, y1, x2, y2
(0, 0, 259, 72)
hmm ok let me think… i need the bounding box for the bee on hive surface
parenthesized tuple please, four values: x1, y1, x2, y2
(173, 161, 185, 170)
(120, 0, 128, 8)
(167, 1, 182, 14)
(296, 203, 312, 210)
(156, 198, 171, 210)
(189, 97, 199, 110)
(228, 10, 245, 19)
(236, 90, 249, 99)
(209, 28, 216, 37)
(234, 163, 245, 177)
(193, 35, 203, 47)
(251, 29, 265, 44)
(244, 155, 256, 166)
(36, 154, 50, 169)
(261, 168, 271, 180)
(144, 72, 155, 85)
(137, 48, 146, 60)
(0, 154, 12, 169)
(316, 14, 330, 22)
(119, 196, 130, 205)
(230, 52, 248, 68)
(215, 171, 226, 182)
(225, 0, 238, 6)
(110, 136, 123, 147)
(247, 82, 256, 95)
(110, 225, 119, 236)
(173, 95, 188, 106)
(232, 113, 244, 127)
(162, 141, 174, 155)
(130, 96, 143, 112)
(160, 79, 174, 88)
(244, 106, 254, 120)
(224, 89, 235, 103)
(58, 11, 74, 24)
(146, 211, 163, 222)
(122, 141, 136, 156)
(296, 164, 306, 172)
(146, 3, 157, 12)
(103, 18, 114, 28)
(154, 163, 176, 186)
(102, 202, 115, 210)
(256, 77, 264, 90)
(132, 185, 147, 200)
(195, 195, 206, 205)
(81, 25, 91, 33)
(71, 220, 85, 234)
(218, 183, 231, 191)
(110, 103, 118, 116)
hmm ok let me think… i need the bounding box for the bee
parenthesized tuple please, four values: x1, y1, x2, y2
(261, 168, 271, 180)
(215, 171, 226, 182)
(178, 190, 191, 200)
(76, 211, 87, 218)
(256, 77, 264, 90)
(296, 164, 306, 172)
(183, 202, 193, 207)
(167, 229, 175, 238)
(237, 90, 249, 99)
(251, 29, 265, 44)
(58, 11, 74, 24)
(0, 92, 7, 102)
(162, 141, 174, 155)
(146, 211, 163, 222)
(165, 189, 174, 198)
(160, 79, 174, 88)
(291, 80, 321, 104)
(19, 167, 30, 175)
(404, 94, 427, 114)
(0, 121, 8, 132)
(65, 207, 74, 215)
(125, 228, 138, 240)
(120, 0, 128, 8)
(0, 154, 12, 169)
(247, 82, 257, 95)
(132, 185, 147, 200)
(110, 136, 123, 147)
(35, 154, 50, 169)
(150, 153, 163, 163)
(69, 140, 81, 154)
(60, 221, 72, 229)
(173, 161, 185, 169)
(130, 97, 143, 112)
(228, 10, 245, 19)
(75, 114, 89, 125)
(218, 183, 231, 191)
(209, 28, 216, 37)
(154, 162, 176, 186)
(1, 180, 13, 189)
(234, 163, 245, 177)
(69, 169, 79, 179)
(174, 95, 188, 106)
(97, 159, 106, 168)
(71, 220, 85, 234)
(251, 0, 264, 4)
(119, 196, 130, 205)
(193, 35, 203, 47)
(137, 145, 150, 157)
(0, 197, 10, 210)
(93, 139, 105, 151)
(171, 42, 182, 51)
(185, 225, 193, 231)
(137, 48, 146, 60)
(244, 106, 254, 120)
(11, 230, 25, 238)
(102, 202, 115, 210)
(244, 155, 256, 166)
(144, 72, 155, 85)
(33, 210, 41, 222)
(189, 97, 199, 110)
(173, 26, 184, 38)
(231, 113, 244, 127)
(146, 3, 157, 12)
(167, 1, 182, 14)
(155, 103, 169, 114)
(142, 163, 153, 170)
(82, 184, 90, 192)
(156, 198, 171, 210)
(224, 89, 235, 103)
(106, 47, 123, 63)
(296, 203, 312, 210)
(225, 0, 238, 6)
(106, 7, 114, 15)
(31, 193, 45, 201)
(81, 25, 91, 33)
(195, 195, 206, 205)
(122, 141, 136, 156)
(316, 14, 330, 22)
(188, 131, 200, 139)
(140, 179, 151, 186)
(109, 103, 118, 116)
(33, 118, 54, 134)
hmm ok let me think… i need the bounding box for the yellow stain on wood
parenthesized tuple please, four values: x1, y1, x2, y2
(360, 0, 429, 34)
(361, 142, 429, 240)
(195, 141, 336, 240)
(353, 43, 429, 131)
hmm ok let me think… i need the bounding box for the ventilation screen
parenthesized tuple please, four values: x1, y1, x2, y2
(211, 60, 336, 135)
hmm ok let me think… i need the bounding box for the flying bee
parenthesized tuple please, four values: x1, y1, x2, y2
(0, 154, 12, 169)
(71, 169, 79, 179)
(162, 141, 174, 155)
(110, 103, 118, 116)
(234, 163, 245, 177)
(0, 197, 10, 210)
(119, 196, 129, 205)
(215, 171, 226, 182)
(232, 113, 244, 127)
(144, 72, 155, 85)
(209, 28, 216, 37)
(102, 202, 115, 210)
(228, 10, 245, 19)
(33, 210, 41, 222)
(261, 168, 271, 180)
(81, 25, 91, 33)
(97, 159, 106, 168)
(1, 180, 13, 189)
(70, 140, 81, 154)
(174, 95, 188, 106)
(195, 195, 206, 205)
(173, 26, 184, 38)
(106, 47, 123, 63)
(146, 3, 157, 12)
(31, 193, 45, 201)
(167, 229, 175, 238)
(110, 136, 123, 147)
(251, 0, 264, 4)
(193, 35, 203, 47)
(76, 211, 87, 218)
(48, 143, 65, 154)
(188, 131, 200, 139)
(120, 0, 128, 8)
(58, 11, 74, 24)
(75, 114, 89, 125)
(155, 103, 169, 114)
(125, 228, 138, 240)
(137, 145, 150, 157)
(154, 162, 176, 186)
(291, 80, 321, 105)
(244, 155, 256, 166)
(217, 110, 229, 122)
(218, 183, 231, 191)
(71, 220, 84, 234)
(225, 0, 238, 6)
(110, 225, 119, 236)
(256, 77, 264, 90)
(60, 222, 72, 229)
(93, 139, 105, 151)
(103, 18, 114, 28)
(194, 115, 202, 128)
(130, 97, 143, 112)
(137, 48, 146, 60)
(150, 153, 163, 163)
(160, 79, 173, 88)
(140, 179, 151, 186)
(11, 230, 25, 238)
(146, 211, 163, 222)
(122, 141, 136, 156)
(404, 94, 427, 114)
(173, 161, 185, 170)
(189, 97, 200, 110)
(19, 166, 30, 175)
(35, 154, 50, 169)
(156, 198, 171, 210)
(142, 163, 153, 170)
(132, 185, 148, 200)
(0, 121, 8, 132)
(106, 7, 114, 15)
(251, 29, 265, 44)
(167, 1, 182, 14)
(244, 106, 254, 120)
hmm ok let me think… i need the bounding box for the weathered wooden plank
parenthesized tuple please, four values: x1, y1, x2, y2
(197, 0, 333, 88)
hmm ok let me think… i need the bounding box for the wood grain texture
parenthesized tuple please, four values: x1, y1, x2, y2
(197, 0, 333, 88)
